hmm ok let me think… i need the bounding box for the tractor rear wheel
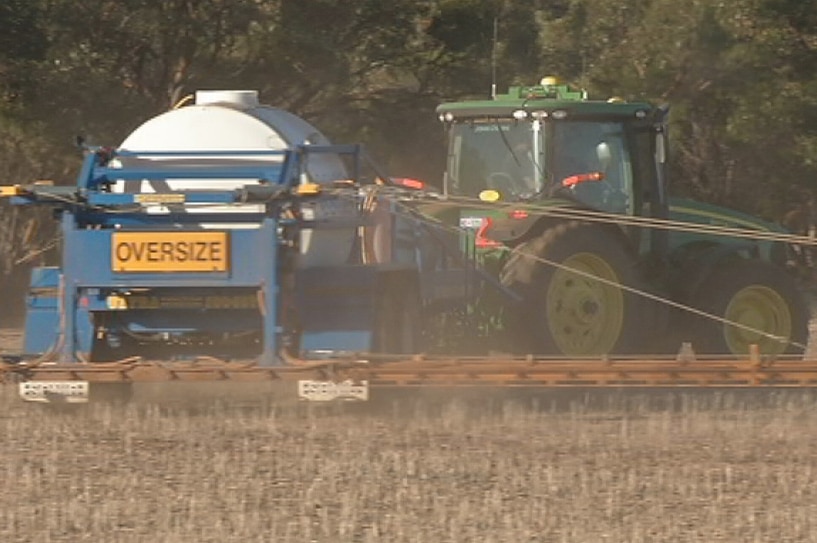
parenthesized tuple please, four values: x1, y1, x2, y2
(686, 260, 809, 356)
(500, 221, 646, 356)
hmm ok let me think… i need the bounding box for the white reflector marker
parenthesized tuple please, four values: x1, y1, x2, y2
(297, 380, 369, 402)
(19, 381, 90, 403)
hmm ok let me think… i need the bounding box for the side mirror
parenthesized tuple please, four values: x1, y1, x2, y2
(655, 133, 666, 164)
(596, 142, 612, 172)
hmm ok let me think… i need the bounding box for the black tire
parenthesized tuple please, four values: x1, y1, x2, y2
(686, 259, 809, 356)
(374, 279, 420, 354)
(500, 221, 647, 356)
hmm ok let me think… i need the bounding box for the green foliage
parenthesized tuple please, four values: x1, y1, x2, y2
(0, 0, 48, 105)
(3, 0, 814, 206)
(534, 0, 817, 220)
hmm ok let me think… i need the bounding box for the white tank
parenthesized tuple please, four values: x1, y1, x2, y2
(113, 90, 357, 267)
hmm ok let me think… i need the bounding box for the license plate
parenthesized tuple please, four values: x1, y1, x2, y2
(297, 380, 369, 402)
(112, 231, 229, 273)
(19, 381, 90, 403)
(459, 216, 483, 229)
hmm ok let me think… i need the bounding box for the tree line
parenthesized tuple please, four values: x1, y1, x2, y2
(1, 0, 816, 322)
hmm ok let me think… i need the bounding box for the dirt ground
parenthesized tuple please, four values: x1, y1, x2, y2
(3, 331, 817, 542)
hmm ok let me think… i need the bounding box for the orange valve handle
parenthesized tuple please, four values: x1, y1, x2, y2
(562, 172, 605, 187)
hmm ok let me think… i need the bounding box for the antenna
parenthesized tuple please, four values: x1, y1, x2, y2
(491, 17, 498, 99)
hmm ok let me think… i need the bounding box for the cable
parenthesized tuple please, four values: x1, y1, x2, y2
(501, 243, 807, 353)
(334, 188, 809, 354)
(15, 178, 810, 357)
(403, 191, 817, 246)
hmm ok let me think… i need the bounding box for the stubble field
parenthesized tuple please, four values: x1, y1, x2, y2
(3, 330, 817, 542)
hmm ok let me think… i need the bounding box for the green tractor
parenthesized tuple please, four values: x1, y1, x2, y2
(433, 77, 810, 357)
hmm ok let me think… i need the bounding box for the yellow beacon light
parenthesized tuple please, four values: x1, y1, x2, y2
(479, 189, 501, 202)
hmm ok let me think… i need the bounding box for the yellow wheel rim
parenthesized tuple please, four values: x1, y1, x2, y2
(723, 285, 792, 355)
(546, 253, 624, 355)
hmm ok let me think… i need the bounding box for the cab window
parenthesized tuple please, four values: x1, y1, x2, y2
(551, 121, 633, 214)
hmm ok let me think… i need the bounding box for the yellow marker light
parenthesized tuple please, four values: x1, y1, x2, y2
(106, 295, 128, 310)
(541, 76, 560, 86)
(479, 189, 501, 202)
(135, 193, 185, 204)
(0, 185, 20, 197)
(296, 183, 321, 195)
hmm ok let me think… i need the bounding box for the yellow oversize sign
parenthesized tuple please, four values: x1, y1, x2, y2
(112, 232, 229, 272)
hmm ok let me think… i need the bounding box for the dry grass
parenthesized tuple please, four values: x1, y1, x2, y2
(2, 385, 817, 542)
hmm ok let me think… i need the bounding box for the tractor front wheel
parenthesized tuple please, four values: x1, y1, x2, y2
(686, 260, 809, 356)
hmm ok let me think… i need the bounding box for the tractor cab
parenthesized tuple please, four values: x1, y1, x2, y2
(433, 78, 808, 359)
(437, 78, 670, 246)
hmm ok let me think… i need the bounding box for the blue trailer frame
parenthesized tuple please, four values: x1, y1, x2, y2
(4, 144, 475, 367)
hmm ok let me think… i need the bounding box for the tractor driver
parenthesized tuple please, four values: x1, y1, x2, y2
(491, 140, 540, 197)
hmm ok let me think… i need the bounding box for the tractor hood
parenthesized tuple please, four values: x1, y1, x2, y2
(668, 197, 784, 234)
(667, 197, 788, 264)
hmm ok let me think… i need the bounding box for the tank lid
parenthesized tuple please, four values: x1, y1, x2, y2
(195, 90, 259, 108)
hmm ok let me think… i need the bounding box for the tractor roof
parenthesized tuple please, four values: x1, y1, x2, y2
(436, 78, 655, 121)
